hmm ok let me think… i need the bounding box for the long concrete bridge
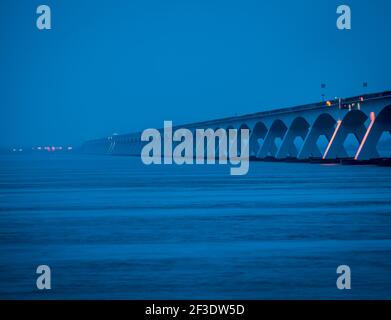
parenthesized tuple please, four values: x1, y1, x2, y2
(81, 91, 391, 162)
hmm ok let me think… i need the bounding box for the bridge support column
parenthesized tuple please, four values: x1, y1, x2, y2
(276, 118, 310, 159)
(249, 122, 268, 157)
(323, 124, 367, 159)
(276, 130, 306, 159)
(298, 128, 336, 159)
(297, 114, 336, 160)
(257, 120, 287, 158)
(355, 110, 389, 160)
(323, 110, 371, 159)
(355, 128, 384, 160)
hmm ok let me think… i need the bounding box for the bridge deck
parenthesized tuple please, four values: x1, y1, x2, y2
(177, 90, 391, 129)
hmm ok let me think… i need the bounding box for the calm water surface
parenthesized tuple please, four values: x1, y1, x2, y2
(0, 154, 390, 299)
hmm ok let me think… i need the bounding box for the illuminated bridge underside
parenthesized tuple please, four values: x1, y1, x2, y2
(81, 91, 391, 161)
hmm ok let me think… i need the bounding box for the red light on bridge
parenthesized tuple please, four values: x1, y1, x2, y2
(360, 96, 364, 102)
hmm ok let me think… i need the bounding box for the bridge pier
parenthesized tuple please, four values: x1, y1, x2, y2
(276, 117, 310, 159)
(297, 114, 336, 159)
(257, 120, 287, 158)
(249, 122, 268, 157)
(323, 110, 368, 159)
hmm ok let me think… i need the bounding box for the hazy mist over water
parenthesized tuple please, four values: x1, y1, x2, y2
(0, 155, 391, 299)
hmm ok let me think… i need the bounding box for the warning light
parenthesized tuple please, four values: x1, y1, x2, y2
(326, 100, 332, 107)
(359, 96, 364, 102)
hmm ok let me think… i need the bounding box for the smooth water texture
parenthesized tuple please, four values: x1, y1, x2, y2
(0, 154, 390, 299)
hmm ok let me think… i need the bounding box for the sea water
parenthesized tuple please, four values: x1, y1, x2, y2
(0, 154, 390, 299)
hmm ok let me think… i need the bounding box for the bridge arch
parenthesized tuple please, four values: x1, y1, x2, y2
(258, 119, 288, 158)
(356, 104, 391, 160)
(276, 116, 310, 159)
(323, 110, 368, 159)
(250, 121, 268, 157)
(298, 113, 337, 159)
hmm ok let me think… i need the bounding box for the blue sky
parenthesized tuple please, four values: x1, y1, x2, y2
(0, 0, 390, 147)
